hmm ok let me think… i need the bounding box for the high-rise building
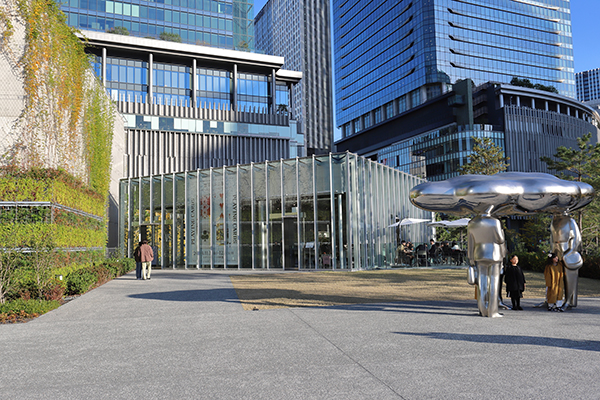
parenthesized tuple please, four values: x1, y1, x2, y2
(59, 0, 255, 50)
(336, 80, 599, 182)
(255, 0, 334, 155)
(333, 0, 575, 138)
(576, 68, 600, 109)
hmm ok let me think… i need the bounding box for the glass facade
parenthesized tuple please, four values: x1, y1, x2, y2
(60, 0, 254, 50)
(120, 153, 430, 270)
(333, 0, 575, 132)
(254, 0, 335, 155)
(91, 53, 290, 112)
(576, 68, 600, 103)
(377, 124, 505, 181)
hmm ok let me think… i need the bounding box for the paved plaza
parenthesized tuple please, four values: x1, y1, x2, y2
(1, 270, 599, 399)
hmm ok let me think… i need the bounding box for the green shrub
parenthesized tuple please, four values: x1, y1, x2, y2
(90, 263, 112, 286)
(581, 255, 600, 279)
(0, 298, 60, 315)
(65, 268, 97, 295)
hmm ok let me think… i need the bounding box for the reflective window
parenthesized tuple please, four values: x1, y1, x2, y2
(237, 72, 269, 111)
(197, 67, 231, 109)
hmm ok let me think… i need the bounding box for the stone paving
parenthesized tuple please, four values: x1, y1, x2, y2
(1, 270, 599, 399)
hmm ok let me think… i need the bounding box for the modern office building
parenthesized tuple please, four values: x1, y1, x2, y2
(576, 68, 600, 109)
(255, 0, 335, 155)
(82, 30, 304, 179)
(333, 0, 575, 139)
(336, 80, 600, 182)
(119, 152, 430, 270)
(60, 0, 255, 50)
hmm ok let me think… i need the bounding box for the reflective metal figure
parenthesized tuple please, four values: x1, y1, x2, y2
(551, 213, 583, 310)
(410, 172, 594, 317)
(467, 209, 506, 317)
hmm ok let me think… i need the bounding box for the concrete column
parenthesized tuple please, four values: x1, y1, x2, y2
(271, 68, 276, 114)
(289, 81, 294, 119)
(531, 98, 535, 109)
(149, 53, 153, 104)
(192, 59, 197, 108)
(516, 96, 520, 107)
(545, 101, 549, 111)
(232, 64, 238, 112)
(102, 47, 107, 88)
(499, 94, 504, 108)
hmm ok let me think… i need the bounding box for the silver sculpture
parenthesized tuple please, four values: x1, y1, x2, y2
(467, 211, 506, 317)
(410, 172, 593, 317)
(551, 213, 583, 310)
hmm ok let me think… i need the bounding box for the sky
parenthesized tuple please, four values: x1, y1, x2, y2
(252, 0, 600, 73)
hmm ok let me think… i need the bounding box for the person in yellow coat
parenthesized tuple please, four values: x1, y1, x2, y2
(544, 253, 564, 311)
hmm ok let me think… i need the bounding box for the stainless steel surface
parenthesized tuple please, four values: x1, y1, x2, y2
(552, 214, 583, 310)
(409, 172, 593, 216)
(467, 214, 506, 317)
(410, 172, 595, 317)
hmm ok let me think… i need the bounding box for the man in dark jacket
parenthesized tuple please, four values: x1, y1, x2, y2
(134, 242, 142, 280)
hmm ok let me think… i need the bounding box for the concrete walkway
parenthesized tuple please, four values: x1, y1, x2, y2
(1, 270, 599, 399)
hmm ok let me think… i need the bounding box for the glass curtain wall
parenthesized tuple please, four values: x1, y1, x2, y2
(120, 153, 430, 270)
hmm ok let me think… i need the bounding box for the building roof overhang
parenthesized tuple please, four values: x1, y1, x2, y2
(78, 30, 292, 71)
(495, 83, 599, 120)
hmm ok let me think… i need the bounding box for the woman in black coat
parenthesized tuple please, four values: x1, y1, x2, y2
(504, 255, 526, 310)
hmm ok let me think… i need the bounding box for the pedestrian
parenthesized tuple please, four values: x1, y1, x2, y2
(544, 252, 564, 311)
(139, 240, 154, 280)
(504, 255, 526, 310)
(134, 241, 142, 280)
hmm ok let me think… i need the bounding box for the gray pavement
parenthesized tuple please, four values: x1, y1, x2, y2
(1, 269, 599, 399)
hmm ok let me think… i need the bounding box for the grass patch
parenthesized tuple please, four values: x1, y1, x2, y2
(230, 269, 600, 310)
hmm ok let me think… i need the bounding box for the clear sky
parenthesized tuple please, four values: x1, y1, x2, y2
(252, 0, 599, 73)
(571, 0, 599, 72)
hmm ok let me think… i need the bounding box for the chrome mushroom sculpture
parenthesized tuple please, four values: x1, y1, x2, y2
(410, 172, 594, 317)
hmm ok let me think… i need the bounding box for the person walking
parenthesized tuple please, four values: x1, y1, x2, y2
(133, 242, 142, 280)
(504, 255, 526, 310)
(139, 240, 154, 280)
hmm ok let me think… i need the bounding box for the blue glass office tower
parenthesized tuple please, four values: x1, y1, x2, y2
(576, 68, 600, 109)
(333, 0, 575, 136)
(60, 0, 255, 50)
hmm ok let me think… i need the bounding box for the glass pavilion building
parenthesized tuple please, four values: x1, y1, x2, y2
(120, 152, 430, 270)
(333, 0, 575, 138)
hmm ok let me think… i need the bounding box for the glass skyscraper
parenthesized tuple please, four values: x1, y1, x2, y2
(255, 0, 335, 155)
(59, 0, 255, 50)
(333, 0, 575, 136)
(576, 68, 600, 108)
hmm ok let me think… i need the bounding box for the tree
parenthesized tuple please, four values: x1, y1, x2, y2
(458, 137, 509, 175)
(510, 77, 558, 94)
(541, 133, 600, 252)
(159, 32, 182, 42)
(540, 133, 600, 182)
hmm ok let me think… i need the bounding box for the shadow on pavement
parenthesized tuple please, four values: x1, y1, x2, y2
(129, 288, 239, 303)
(393, 331, 600, 352)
